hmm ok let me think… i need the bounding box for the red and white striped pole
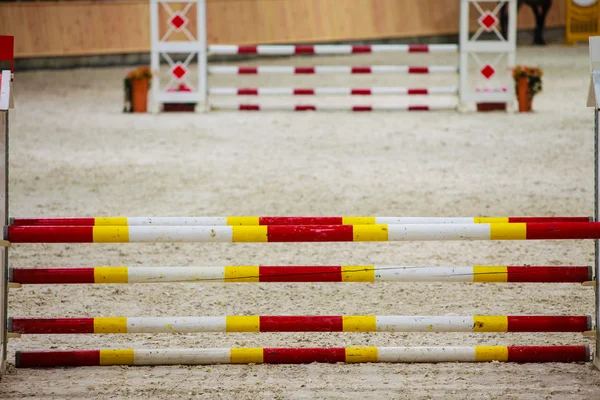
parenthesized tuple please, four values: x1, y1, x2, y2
(208, 87, 459, 96)
(209, 44, 459, 55)
(209, 104, 455, 112)
(207, 66, 458, 75)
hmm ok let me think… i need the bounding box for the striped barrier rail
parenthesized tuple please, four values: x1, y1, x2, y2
(15, 346, 590, 367)
(10, 216, 591, 227)
(9, 265, 592, 284)
(208, 87, 460, 96)
(210, 104, 457, 112)
(207, 66, 458, 75)
(6, 223, 600, 243)
(208, 44, 460, 55)
(9, 315, 591, 334)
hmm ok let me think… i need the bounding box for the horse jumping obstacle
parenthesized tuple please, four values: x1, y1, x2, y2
(2, 36, 600, 373)
(2, 218, 599, 367)
(150, 0, 518, 112)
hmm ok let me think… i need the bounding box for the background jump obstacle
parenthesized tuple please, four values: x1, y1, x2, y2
(16, 346, 591, 368)
(11, 216, 591, 226)
(9, 316, 591, 334)
(6, 222, 600, 243)
(149, 0, 518, 112)
(10, 265, 592, 284)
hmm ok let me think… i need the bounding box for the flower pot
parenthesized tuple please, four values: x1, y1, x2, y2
(131, 78, 149, 113)
(517, 77, 532, 112)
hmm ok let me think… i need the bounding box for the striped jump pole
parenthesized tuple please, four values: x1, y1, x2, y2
(210, 104, 455, 112)
(207, 66, 458, 75)
(6, 223, 600, 243)
(214, 104, 458, 112)
(208, 44, 459, 55)
(9, 315, 591, 334)
(9, 266, 592, 285)
(15, 346, 590, 367)
(208, 87, 459, 96)
(10, 216, 591, 227)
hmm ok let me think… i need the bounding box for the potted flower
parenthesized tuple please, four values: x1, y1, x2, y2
(123, 66, 152, 113)
(163, 83, 197, 112)
(512, 65, 543, 112)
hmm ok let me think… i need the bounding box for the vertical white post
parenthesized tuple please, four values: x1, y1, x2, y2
(198, 0, 208, 111)
(150, 0, 160, 113)
(0, 69, 10, 377)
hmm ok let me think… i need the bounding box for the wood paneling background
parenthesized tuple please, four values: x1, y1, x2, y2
(0, 0, 567, 59)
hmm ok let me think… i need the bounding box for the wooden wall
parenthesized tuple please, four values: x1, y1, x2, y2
(0, 0, 567, 59)
(0, 1, 150, 58)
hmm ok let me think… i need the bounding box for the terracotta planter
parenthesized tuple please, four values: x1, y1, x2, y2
(131, 78, 149, 113)
(517, 77, 532, 112)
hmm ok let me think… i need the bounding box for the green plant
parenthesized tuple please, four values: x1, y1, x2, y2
(512, 65, 543, 98)
(127, 66, 152, 80)
(123, 78, 131, 113)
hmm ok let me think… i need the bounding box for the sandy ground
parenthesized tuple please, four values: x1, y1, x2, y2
(0, 44, 599, 399)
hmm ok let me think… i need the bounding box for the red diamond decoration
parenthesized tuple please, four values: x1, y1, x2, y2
(170, 63, 188, 80)
(169, 13, 188, 30)
(478, 12, 498, 32)
(480, 64, 496, 79)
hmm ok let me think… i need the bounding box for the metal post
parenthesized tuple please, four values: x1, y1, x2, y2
(589, 36, 600, 370)
(0, 69, 10, 377)
(595, 107, 599, 370)
(0, 114, 7, 378)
